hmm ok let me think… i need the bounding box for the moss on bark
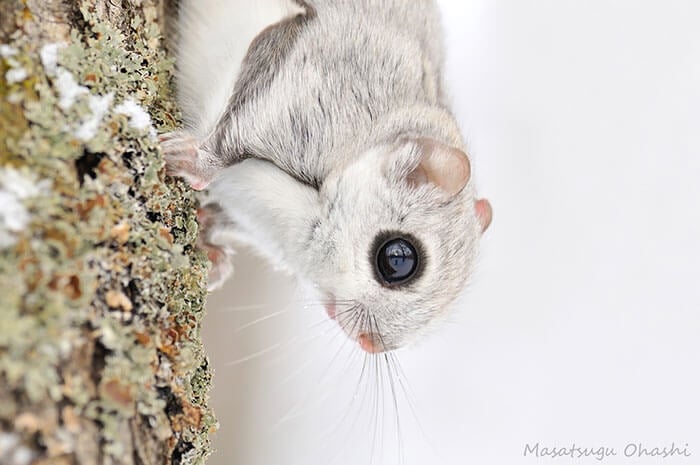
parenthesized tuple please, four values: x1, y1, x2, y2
(0, 1, 216, 464)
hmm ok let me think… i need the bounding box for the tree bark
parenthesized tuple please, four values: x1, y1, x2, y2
(0, 1, 216, 464)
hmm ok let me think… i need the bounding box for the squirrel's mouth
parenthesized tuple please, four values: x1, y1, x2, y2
(322, 292, 336, 320)
(321, 296, 386, 354)
(324, 301, 336, 320)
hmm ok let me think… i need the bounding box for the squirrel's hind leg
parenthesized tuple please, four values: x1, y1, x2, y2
(197, 204, 236, 291)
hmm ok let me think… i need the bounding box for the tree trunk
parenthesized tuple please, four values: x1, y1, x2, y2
(0, 1, 216, 464)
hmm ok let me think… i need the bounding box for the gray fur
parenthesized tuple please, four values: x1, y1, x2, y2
(166, 0, 487, 351)
(207, 0, 451, 183)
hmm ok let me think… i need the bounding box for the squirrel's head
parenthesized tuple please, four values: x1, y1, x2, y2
(306, 138, 492, 352)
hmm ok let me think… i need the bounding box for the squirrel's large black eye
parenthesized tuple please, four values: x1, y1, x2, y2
(375, 237, 419, 286)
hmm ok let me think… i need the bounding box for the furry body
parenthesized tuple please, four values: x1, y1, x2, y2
(167, 0, 492, 350)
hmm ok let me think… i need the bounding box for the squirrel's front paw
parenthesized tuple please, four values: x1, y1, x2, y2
(160, 131, 214, 191)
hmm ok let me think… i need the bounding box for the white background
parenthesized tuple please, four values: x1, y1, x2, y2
(203, 1, 700, 464)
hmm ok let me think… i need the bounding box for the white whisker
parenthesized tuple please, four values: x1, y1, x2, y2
(224, 339, 290, 366)
(234, 308, 293, 332)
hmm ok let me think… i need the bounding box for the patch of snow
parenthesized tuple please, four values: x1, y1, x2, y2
(0, 45, 17, 59)
(39, 43, 64, 76)
(0, 432, 20, 456)
(1, 45, 24, 81)
(0, 432, 36, 465)
(0, 168, 51, 249)
(6, 92, 22, 105)
(114, 98, 153, 131)
(74, 92, 114, 141)
(55, 68, 88, 110)
(0, 167, 48, 199)
(11, 446, 36, 465)
(0, 191, 29, 235)
(5, 68, 27, 84)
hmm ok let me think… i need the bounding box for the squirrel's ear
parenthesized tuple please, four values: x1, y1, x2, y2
(475, 198, 493, 233)
(404, 138, 471, 199)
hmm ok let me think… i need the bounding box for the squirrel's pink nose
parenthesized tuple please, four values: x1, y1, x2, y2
(358, 333, 385, 354)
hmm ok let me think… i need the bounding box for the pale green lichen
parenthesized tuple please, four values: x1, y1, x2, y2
(0, 2, 215, 464)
